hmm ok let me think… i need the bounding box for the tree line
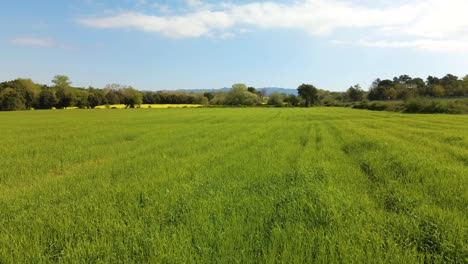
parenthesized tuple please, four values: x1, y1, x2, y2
(265, 74, 468, 107)
(0, 76, 208, 111)
(0, 74, 467, 111)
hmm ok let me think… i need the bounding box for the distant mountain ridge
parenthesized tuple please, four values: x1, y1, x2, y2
(158, 87, 298, 96)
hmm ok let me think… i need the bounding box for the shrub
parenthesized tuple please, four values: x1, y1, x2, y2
(404, 98, 468, 114)
(353, 99, 370, 109)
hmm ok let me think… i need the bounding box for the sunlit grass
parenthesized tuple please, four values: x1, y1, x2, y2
(0, 108, 466, 263)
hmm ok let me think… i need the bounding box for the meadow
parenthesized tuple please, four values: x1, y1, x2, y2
(0, 108, 466, 263)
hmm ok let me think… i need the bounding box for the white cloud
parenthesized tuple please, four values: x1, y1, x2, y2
(184, 0, 213, 10)
(79, 11, 233, 38)
(357, 39, 468, 53)
(10, 37, 54, 47)
(77, 0, 468, 52)
(151, 4, 171, 14)
(9, 37, 75, 50)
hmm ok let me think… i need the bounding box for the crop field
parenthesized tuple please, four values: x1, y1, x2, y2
(0, 108, 467, 263)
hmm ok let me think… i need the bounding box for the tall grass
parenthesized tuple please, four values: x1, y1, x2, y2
(0, 108, 466, 263)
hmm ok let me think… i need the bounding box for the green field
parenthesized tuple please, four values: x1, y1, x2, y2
(0, 108, 467, 263)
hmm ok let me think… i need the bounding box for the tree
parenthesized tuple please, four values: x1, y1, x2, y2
(427, 76, 440, 86)
(411, 78, 425, 88)
(142, 91, 156, 104)
(267, 92, 285, 107)
(346, 84, 365, 102)
(432, 85, 445, 97)
(87, 87, 106, 108)
(248, 87, 262, 97)
(74, 90, 89, 108)
(105, 90, 121, 105)
(297, 84, 318, 107)
(120, 87, 142, 108)
(368, 79, 393, 100)
(232, 83, 248, 91)
(285, 94, 301, 106)
(0, 79, 42, 110)
(385, 88, 398, 100)
(35, 88, 57, 109)
(52, 75, 74, 109)
(55, 86, 75, 109)
(203, 92, 214, 101)
(15, 79, 40, 109)
(394, 75, 412, 84)
(462, 75, 468, 96)
(224, 84, 259, 106)
(440, 74, 462, 96)
(0, 88, 25, 111)
(318, 90, 338, 106)
(52, 75, 71, 89)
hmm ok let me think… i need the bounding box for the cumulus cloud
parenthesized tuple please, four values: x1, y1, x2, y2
(79, 11, 233, 38)
(77, 0, 468, 52)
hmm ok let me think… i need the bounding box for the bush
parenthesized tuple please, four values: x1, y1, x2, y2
(267, 92, 286, 107)
(368, 102, 388, 111)
(404, 98, 468, 114)
(353, 99, 370, 109)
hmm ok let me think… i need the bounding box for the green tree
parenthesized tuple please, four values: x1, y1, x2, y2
(203, 92, 214, 102)
(74, 90, 89, 108)
(35, 88, 57, 109)
(52, 75, 74, 109)
(15, 79, 41, 109)
(462, 75, 468, 95)
(267, 92, 285, 107)
(142, 91, 156, 104)
(224, 84, 259, 106)
(52, 75, 71, 89)
(432, 85, 445, 97)
(248, 87, 262, 97)
(285, 94, 301, 106)
(247, 87, 257, 94)
(440, 74, 460, 96)
(55, 87, 75, 109)
(297, 84, 319, 107)
(120, 87, 143, 108)
(346, 84, 365, 102)
(0, 88, 25, 111)
(87, 88, 106, 108)
(427, 76, 440, 85)
(232, 83, 248, 91)
(385, 88, 398, 100)
(411, 78, 426, 88)
(0, 79, 41, 110)
(105, 90, 120, 105)
(368, 79, 393, 100)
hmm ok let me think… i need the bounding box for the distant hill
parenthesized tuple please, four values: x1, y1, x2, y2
(159, 87, 298, 96)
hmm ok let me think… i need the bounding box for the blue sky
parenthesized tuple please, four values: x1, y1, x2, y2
(1, 0, 468, 91)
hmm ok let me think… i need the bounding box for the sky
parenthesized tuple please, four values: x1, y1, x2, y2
(1, 0, 468, 91)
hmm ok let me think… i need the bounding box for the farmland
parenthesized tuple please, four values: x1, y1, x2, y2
(0, 108, 467, 263)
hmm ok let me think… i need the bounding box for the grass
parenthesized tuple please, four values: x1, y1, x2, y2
(0, 108, 466, 263)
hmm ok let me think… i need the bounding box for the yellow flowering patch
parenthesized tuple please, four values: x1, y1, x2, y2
(94, 104, 202, 109)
